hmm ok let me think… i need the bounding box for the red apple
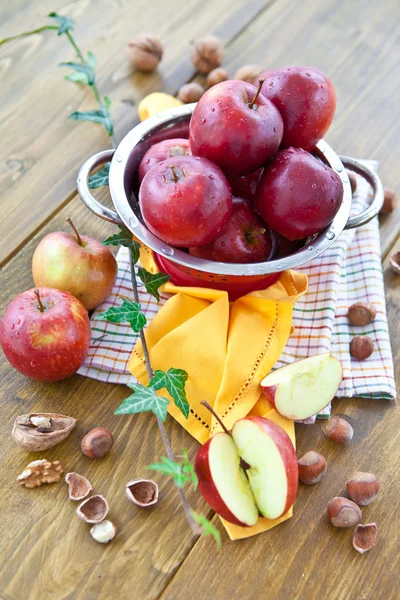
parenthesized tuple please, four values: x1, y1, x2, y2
(189, 197, 275, 263)
(260, 66, 336, 150)
(32, 219, 117, 311)
(227, 168, 263, 201)
(254, 148, 343, 240)
(194, 432, 259, 527)
(260, 354, 343, 420)
(0, 288, 90, 382)
(231, 417, 298, 519)
(139, 155, 232, 247)
(189, 79, 283, 176)
(138, 138, 190, 183)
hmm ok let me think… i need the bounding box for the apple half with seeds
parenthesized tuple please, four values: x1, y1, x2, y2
(260, 353, 343, 420)
(194, 417, 298, 526)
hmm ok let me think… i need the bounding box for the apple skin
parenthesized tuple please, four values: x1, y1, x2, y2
(260, 66, 336, 150)
(189, 80, 283, 176)
(138, 138, 190, 183)
(32, 230, 118, 311)
(227, 168, 263, 202)
(0, 288, 90, 382)
(235, 416, 298, 517)
(139, 155, 232, 247)
(189, 197, 275, 263)
(194, 434, 252, 527)
(254, 148, 343, 241)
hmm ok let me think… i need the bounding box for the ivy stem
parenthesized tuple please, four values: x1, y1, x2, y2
(0, 25, 58, 46)
(128, 249, 201, 536)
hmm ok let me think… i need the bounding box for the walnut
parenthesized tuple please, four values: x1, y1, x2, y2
(191, 35, 224, 74)
(127, 33, 164, 72)
(17, 459, 64, 488)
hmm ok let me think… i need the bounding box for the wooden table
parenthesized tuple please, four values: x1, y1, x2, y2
(1, 1, 399, 598)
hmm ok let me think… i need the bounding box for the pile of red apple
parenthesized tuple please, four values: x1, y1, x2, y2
(138, 66, 343, 263)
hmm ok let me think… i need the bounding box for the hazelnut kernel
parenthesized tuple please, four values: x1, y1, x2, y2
(127, 33, 163, 72)
(380, 188, 396, 215)
(322, 417, 354, 444)
(327, 497, 362, 528)
(350, 335, 374, 360)
(90, 520, 117, 544)
(191, 35, 224, 74)
(206, 67, 229, 87)
(81, 427, 113, 459)
(298, 451, 327, 484)
(347, 302, 377, 326)
(178, 82, 205, 103)
(346, 471, 380, 506)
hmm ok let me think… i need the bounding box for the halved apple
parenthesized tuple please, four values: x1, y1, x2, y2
(194, 432, 259, 527)
(260, 353, 343, 420)
(232, 417, 298, 520)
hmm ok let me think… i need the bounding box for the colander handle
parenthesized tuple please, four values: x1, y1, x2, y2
(340, 156, 384, 229)
(77, 149, 123, 225)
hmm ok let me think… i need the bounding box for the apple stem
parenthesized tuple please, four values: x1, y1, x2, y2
(201, 400, 231, 436)
(248, 78, 265, 110)
(33, 289, 45, 313)
(66, 218, 83, 246)
(128, 249, 202, 537)
(170, 165, 179, 183)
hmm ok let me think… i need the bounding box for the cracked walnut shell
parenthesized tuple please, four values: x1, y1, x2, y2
(17, 459, 64, 488)
(12, 413, 76, 451)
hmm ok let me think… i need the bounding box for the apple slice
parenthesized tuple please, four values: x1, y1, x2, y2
(232, 417, 298, 520)
(260, 353, 343, 420)
(194, 432, 259, 527)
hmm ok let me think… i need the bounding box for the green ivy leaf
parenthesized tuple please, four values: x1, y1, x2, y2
(181, 448, 198, 490)
(69, 108, 113, 136)
(88, 163, 110, 189)
(64, 71, 90, 84)
(115, 383, 169, 421)
(87, 51, 97, 69)
(102, 225, 140, 263)
(147, 456, 189, 487)
(190, 512, 221, 548)
(48, 12, 75, 35)
(150, 368, 189, 418)
(94, 299, 146, 332)
(103, 96, 112, 109)
(59, 61, 95, 85)
(137, 267, 170, 302)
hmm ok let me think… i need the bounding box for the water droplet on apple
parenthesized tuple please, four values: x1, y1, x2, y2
(306, 72, 311, 76)
(211, 107, 215, 112)
(30, 361, 36, 368)
(308, 246, 313, 251)
(322, 184, 327, 192)
(320, 85, 325, 89)
(15, 332, 20, 338)
(201, 118, 207, 124)
(208, 174, 215, 180)
(311, 183, 317, 190)
(331, 175, 336, 181)
(16, 319, 21, 325)
(273, 127, 276, 132)
(10, 323, 15, 330)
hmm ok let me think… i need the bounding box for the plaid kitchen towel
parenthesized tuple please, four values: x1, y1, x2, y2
(78, 160, 396, 414)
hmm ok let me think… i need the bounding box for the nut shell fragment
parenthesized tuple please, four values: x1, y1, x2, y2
(12, 413, 76, 451)
(126, 479, 159, 507)
(17, 459, 64, 488)
(90, 520, 117, 544)
(77, 495, 109, 524)
(353, 523, 377, 554)
(65, 472, 92, 501)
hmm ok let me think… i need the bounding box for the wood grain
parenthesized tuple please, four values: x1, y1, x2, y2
(1, 0, 400, 598)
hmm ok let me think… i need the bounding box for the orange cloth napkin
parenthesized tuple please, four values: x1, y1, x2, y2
(128, 248, 307, 539)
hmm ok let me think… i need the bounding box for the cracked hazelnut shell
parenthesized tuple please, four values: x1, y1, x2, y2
(65, 472, 92, 501)
(126, 479, 159, 507)
(12, 413, 76, 451)
(77, 495, 109, 523)
(353, 523, 377, 554)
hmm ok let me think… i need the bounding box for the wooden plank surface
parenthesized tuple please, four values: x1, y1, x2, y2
(0, 0, 399, 598)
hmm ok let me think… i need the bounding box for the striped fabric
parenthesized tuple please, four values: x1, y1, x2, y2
(78, 160, 396, 416)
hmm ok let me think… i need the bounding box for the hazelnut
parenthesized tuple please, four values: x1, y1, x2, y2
(346, 170, 357, 195)
(322, 417, 354, 444)
(77, 495, 109, 524)
(206, 67, 229, 87)
(234, 64, 263, 85)
(127, 33, 163, 72)
(65, 472, 92, 501)
(353, 523, 377, 554)
(126, 479, 159, 507)
(298, 451, 327, 484)
(350, 335, 374, 360)
(380, 188, 396, 215)
(346, 472, 380, 506)
(90, 520, 117, 544)
(327, 497, 362, 528)
(389, 251, 400, 275)
(178, 82, 205, 103)
(347, 302, 377, 326)
(191, 35, 224, 74)
(81, 427, 113, 459)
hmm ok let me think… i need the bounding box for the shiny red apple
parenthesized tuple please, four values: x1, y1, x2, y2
(32, 219, 117, 311)
(254, 148, 343, 240)
(260, 66, 336, 150)
(189, 79, 283, 176)
(138, 138, 190, 183)
(139, 155, 232, 247)
(189, 197, 275, 263)
(0, 288, 90, 382)
(227, 168, 263, 201)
